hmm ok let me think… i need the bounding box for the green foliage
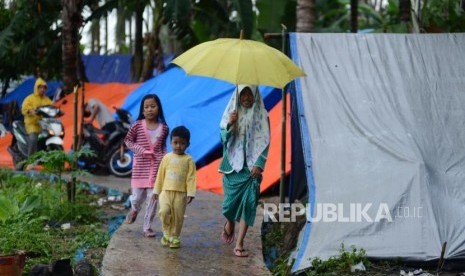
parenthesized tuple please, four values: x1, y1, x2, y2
(0, 0, 62, 84)
(272, 253, 293, 276)
(421, 0, 465, 32)
(23, 147, 95, 178)
(0, 171, 100, 224)
(0, 218, 54, 257)
(306, 244, 369, 275)
(0, 195, 41, 222)
(164, 0, 191, 23)
(191, 0, 230, 41)
(171, 0, 258, 50)
(263, 222, 284, 248)
(74, 224, 111, 249)
(20, 147, 95, 203)
(0, 0, 13, 31)
(0, 173, 47, 222)
(256, 0, 291, 33)
(0, 169, 110, 273)
(262, 222, 293, 275)
(231, 0, 254, 39)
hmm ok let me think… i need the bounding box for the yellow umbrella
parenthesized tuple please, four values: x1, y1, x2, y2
(172, 34, 305, 204)
(171, 37, 305, 89)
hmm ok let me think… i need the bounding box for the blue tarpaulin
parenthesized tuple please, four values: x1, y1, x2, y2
(81, 54, 175, 83)
(0, 77, 62, 105)
(121, 65, 281, 166)
(82, 54, 132, 83)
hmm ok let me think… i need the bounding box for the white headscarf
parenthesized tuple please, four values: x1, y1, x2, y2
(220, 85, 270, 172)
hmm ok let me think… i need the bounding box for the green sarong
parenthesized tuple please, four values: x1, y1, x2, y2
(222, 167, 261, 226)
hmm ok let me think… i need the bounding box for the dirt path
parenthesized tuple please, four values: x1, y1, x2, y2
(78, 175, 271, 276)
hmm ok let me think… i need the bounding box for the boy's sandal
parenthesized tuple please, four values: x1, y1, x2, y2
(221, 221, 234, 245)
(161, 235, 170, 246)
(170, 237, 181, 248)
(125, 210, 138, 224)
(143, 229, 156, 238)
(233, 248, 248, 258)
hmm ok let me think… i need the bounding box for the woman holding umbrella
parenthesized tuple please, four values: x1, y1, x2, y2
(219, 84, 270, 257)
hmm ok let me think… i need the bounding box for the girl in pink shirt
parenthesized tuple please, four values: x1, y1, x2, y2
(124, 94, 169, 237)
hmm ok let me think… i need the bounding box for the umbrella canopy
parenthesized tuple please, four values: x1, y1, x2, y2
(171, 38, 305, 88)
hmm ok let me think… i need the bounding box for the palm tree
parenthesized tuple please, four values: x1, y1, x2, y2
(130, 0, 144, 82)
(115, 0, 127, 53)
(62, 0, 84, 92)
(296, 0, 316, 32)
(350, 0, 358, 32)
(141, 0, 165, 81)
(89, 0, 101, 54)
(399, 0, 411, 24)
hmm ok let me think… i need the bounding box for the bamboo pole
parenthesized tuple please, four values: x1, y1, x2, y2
(70, 85, 79, 202)
(73, 85, 79, 152)
(279, 24, 288, 204)
(78, 81, 85, 149)
(436, 241, 447, 273)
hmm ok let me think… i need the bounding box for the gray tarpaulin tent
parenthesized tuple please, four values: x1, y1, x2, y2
(289, 33, 465, 273)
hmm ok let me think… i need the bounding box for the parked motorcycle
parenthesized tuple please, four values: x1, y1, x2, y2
(7, 105, 65, 170)
(78, 107, 133, 177)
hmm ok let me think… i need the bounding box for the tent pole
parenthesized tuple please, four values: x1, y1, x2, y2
(72, 85, 79, 153)
(279, 24, 288, 204)
(280, 89, 286, 204)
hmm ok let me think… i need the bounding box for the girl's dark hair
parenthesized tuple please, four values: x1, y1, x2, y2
(137, 94, 167, 124)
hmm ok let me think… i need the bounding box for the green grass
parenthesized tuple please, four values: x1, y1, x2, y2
(0, 168, 111, 274)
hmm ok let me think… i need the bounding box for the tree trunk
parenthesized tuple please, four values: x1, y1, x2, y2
(350, 0, 358, 33)
(62, 0, 84, 93)
(141, 1, 165, 81)
(0, 79, 9, 99)
(296, 0, 315, 32)
(116, 0, 126, 53)
(129, 18, 133, 53)
(131, 0, 144, 82)
(399, 0, 411, 23)
(91, 21, 100, 54)
(90, 1, 100, 54)
(104, 15, 108, 53)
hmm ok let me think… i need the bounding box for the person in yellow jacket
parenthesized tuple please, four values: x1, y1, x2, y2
(21, 78, 52, 156)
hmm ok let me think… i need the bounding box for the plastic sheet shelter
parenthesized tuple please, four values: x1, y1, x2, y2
(290, 33, 465, 272)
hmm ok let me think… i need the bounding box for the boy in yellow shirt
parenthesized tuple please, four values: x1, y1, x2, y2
(152, 126, 196, 248)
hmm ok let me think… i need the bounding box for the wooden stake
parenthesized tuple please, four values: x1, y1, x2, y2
(436, 241, 447, 273)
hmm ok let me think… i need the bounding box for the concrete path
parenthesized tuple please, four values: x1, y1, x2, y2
(78, 175, 271, 276)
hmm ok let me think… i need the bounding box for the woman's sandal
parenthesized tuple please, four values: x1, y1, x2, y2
(233, 248, 249, 257)
(221, 221, 234, 245)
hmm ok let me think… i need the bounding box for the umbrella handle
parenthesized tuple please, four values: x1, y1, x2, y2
(232, 85, 239, 135)
(231, 120, 238, 135)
